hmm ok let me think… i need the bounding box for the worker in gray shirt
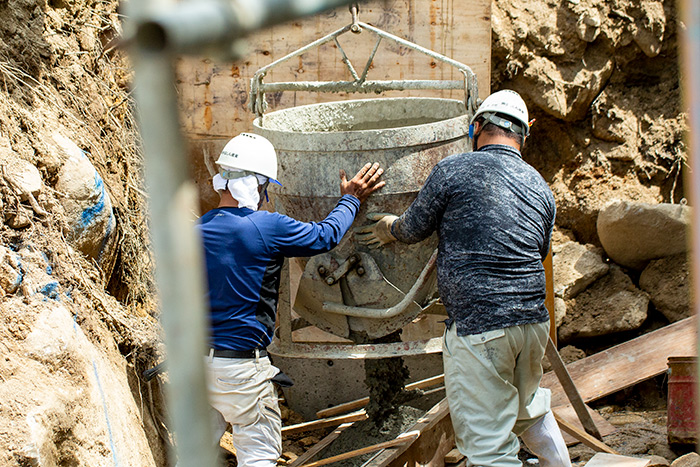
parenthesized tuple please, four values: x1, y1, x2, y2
(357, 90, 570, 467)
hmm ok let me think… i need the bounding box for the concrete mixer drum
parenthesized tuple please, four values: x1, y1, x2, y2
(251, 19, 480, 355)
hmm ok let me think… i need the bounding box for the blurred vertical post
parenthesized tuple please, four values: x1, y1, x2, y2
(678, 0, 700, 449)
(126, 2, 216, 465)
(131, 51, 216, 466)
(126, 1, 357, 465)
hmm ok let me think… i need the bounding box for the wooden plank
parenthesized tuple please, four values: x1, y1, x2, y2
(298, 431, 419, 467)
(544, 248, 556, 344)
(444, 448, 465, 464)
(545, 337, 602, 439)
(289, 422, 354, 467)
(282, 410, 367, 435)
(389, 414, 455, 467)
(553, 404, 616, 446)
(367, 398, 452, 466)
(553, 412, 618, 455)
(316, 374, 445, 418)
(583, 453, 651, 467)
(542, 316, 697, 408)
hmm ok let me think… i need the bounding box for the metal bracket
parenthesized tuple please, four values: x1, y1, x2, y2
(293, 251, 438, 339)
(320, 253, 361, 286)
(349, 3, 361, 34)
(249, 21, 479, 118)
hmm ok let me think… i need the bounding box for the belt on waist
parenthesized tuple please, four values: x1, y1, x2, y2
(208, 348, 267, 359)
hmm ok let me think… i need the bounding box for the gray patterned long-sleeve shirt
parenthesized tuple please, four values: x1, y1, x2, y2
(392, 144, 556, 336)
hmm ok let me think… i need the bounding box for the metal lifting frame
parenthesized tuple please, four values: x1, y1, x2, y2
(250, 20, 480, 118)
(126, 1, 356, 466)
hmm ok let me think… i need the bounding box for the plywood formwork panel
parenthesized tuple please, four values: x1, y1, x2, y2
(176, 0, 491, 140)
(180, 1, 491, 213)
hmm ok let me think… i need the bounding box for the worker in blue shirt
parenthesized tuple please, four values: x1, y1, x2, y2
(196, 132, 384, 467)
(357, 91, 570, 467)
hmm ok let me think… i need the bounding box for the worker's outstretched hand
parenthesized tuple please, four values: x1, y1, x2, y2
(354, 213, 399, 248)
(340, 162, 385, 203)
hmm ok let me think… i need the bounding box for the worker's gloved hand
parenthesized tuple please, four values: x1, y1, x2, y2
(354, 213, 399, 248)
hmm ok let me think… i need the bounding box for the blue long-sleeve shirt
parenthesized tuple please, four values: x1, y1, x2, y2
(196, 195, 360, 350)
(392, 144, 556, 336)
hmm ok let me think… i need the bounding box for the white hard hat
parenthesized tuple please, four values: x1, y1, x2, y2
(470, 90, 530, 138)
(216, 133, 281, 185)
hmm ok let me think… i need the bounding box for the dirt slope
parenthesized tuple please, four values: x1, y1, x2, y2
(0, 1, 165, 465)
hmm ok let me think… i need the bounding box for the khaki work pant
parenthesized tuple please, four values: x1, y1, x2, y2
(443, 321, 570, 467)
(205, 353, 282, 467)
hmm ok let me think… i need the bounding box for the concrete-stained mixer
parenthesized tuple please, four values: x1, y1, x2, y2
(254, 97, 471, 341)
(254, 95, 473, 425)
(248, 19, 480, 419)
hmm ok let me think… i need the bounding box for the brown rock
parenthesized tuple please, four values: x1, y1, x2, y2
(559, 345, 586, 364)
(639, 253, 691, 323)
(647, 455, 670, 466)
(553, 241, 609, 299)
(554, 296, 566, 329)
(0, 150, 42, 201)
(281, 451, 299, 463)
(518, 54, 614, 121)
(631, 0, 666, 57)
(559, 265, 649, 342)
(299, 436, 319, 447)
(671, 452, 700, 467)
(597, 201, 690, 270)
(591, 91, 639, 146)
(6, 207, 31, 229)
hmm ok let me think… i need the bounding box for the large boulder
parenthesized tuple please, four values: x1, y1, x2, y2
(553, 241, 609, 299)
(16, 304, 157, 467)
(52, 134, 118, 275)
(559, 265, 649, 342)
(597, 201, 690, 270)
(516, 54, 614, 121)
(672, 453, 700, 467)
(639, 253, 691, 323)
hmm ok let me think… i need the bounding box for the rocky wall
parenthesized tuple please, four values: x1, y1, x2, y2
(490, 0, 690, 349)
(0, 0, 165, 465)
(493, 0, 687, 245)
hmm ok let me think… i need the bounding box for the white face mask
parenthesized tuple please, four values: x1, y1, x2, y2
(212, 169, 268, 210)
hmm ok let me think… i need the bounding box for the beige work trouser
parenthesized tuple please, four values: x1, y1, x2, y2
(443, 321, 552, 467)
(205, 353, 282, 467)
